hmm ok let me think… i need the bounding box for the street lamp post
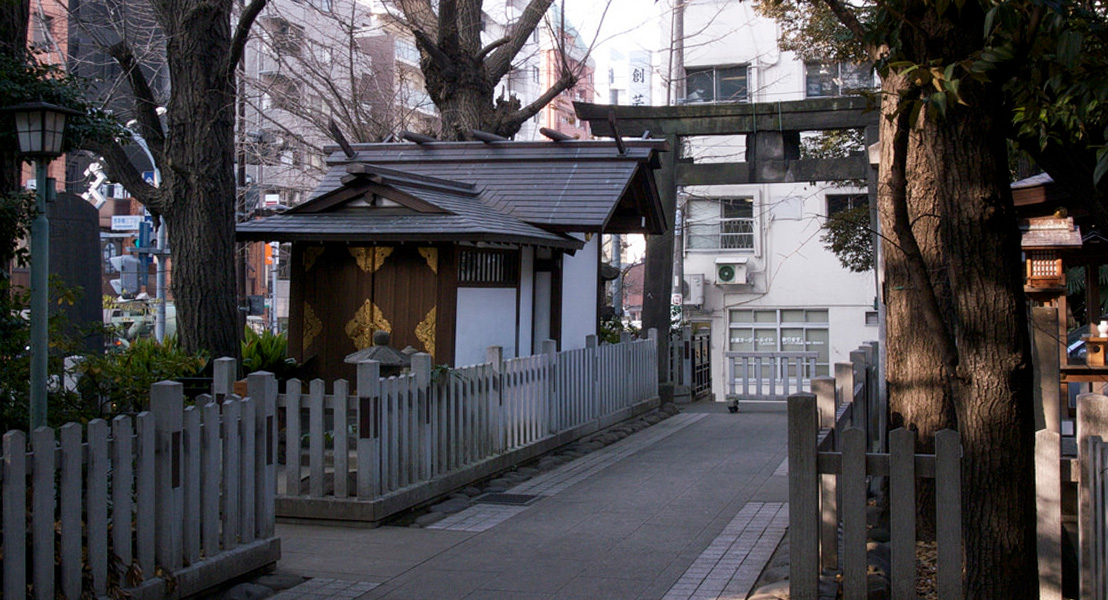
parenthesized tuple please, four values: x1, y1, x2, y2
(5, 101, 79, 429)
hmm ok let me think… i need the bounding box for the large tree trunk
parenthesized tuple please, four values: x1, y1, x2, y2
(156, 0, 241, 360)
(878, 71, 956, 541)
(876, 3, 1039, 595)
(935, 79, 1038, 599)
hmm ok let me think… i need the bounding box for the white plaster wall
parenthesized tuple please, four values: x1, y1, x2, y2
(561, 234, 600, 350)
(455, 287, 518, 367)
(661, 0, 806, 103)
(518, 247, 535, 357)
(680, 182, 877, 402)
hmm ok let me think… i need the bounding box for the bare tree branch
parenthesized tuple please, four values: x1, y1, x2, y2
(486, 0, 555, 83)
(504, 69, 577, 132)
(477, 36, 510, 61)
(228, 0, 268, 77)
(107, 40, 165, 161)
(84, 137, 169, 214)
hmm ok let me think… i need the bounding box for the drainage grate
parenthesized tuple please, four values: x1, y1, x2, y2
(473, 493, 542, 506)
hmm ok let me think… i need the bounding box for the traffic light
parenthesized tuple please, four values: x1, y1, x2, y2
(109, 255, 142, 297)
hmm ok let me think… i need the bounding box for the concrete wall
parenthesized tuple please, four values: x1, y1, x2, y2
(455, 287, 518, 366)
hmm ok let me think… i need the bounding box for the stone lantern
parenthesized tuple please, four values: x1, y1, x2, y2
(344, 330, 412, 377)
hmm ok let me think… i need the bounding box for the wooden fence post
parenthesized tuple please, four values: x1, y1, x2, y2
(487, 346, 503, 453)
(59, 422, 82, 599)
(3, 430, 26, 599)
(812, 376, 836, 430)
(935, 429, 963, 599)
(183, 405, 201, 565)
(135, 411, 156, 580)
(89, 419, 109, 594)
(788, 392, 819, 600)
(31, 427, 54, 600)
(543, 341, 558, 433)
(889, 428, 916, 599)
(647, 328, 660, 397)
(1037, 428, 1063, 600)
(308, 379, 325, 497)
(1033, 307, 1062, 433)
(240, 396, 256, 544)
(586, 335, 599, 419)
(1078, 393, 1108, 600)
(841, 427, 867, 599)
(213, 357, 237, 401)
(284, 379, 302, 498)
(201, 401, 220, 557)
(811, 375, 838, 570)
(151, 380, 184, 571)
(222, 394, 242, 547)
(413, 353, 433, 480)
(248, 371, 278, 539)
(332, 380, 349, 498)
(357, 360, 382, 499)
(849, 350, 869, 450)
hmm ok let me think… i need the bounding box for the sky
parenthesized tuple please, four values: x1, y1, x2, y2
(562, 0, 664, 57)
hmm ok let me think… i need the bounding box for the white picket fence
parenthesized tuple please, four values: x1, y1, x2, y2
(725, 351, 818, 406)
(0, 372, 280, 600)
(272, 334, 659, 523)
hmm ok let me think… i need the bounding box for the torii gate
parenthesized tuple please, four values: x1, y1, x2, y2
(574, 97, 881, 397)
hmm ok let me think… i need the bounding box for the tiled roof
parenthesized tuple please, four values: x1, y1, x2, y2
(236, 139, 667, 247)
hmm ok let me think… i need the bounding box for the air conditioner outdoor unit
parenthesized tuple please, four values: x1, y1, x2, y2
(683, 274, 704, 305)
(715, 257, 749, 285)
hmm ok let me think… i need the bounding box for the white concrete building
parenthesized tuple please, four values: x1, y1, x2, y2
(658, 0, 878, 402)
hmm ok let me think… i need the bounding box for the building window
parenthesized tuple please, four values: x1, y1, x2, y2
(684, 65, 747, 103)
(729, 308, 830, 376)
(805, 62, 873, 98)
(826, 193, 868, 217)
(395, 38, 420, 65)
(686, 197, 755, 251)
(532, 65, 540, 83)
(457, 248, 519, 286)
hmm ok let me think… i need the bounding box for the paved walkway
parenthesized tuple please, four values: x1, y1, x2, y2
(271, 401, 789, 600)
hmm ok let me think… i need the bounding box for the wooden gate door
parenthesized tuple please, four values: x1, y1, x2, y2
(352, 245, 440, 359)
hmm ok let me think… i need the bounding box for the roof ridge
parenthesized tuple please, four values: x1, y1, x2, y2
(346, 163, 478, 195)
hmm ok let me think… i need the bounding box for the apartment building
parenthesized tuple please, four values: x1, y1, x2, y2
(658, 0, 878, 401)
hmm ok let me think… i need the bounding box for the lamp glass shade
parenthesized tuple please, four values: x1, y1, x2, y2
(13, 105, 68, 157)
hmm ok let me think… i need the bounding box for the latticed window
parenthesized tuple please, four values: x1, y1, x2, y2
(457, 248, 519, 286)
(1026, 250, 1063, 286)
(687, 198, 755, 251)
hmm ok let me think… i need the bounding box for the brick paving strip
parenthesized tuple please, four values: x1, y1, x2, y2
(661, 502, 788, 600)
(428, 412, 708, 532)
(270, 577, 379, 599)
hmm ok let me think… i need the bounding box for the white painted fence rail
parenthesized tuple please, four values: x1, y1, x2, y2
(272, 334, 659, 523)
(725, 351, 818, 406)
(0, 370, 280, 600)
